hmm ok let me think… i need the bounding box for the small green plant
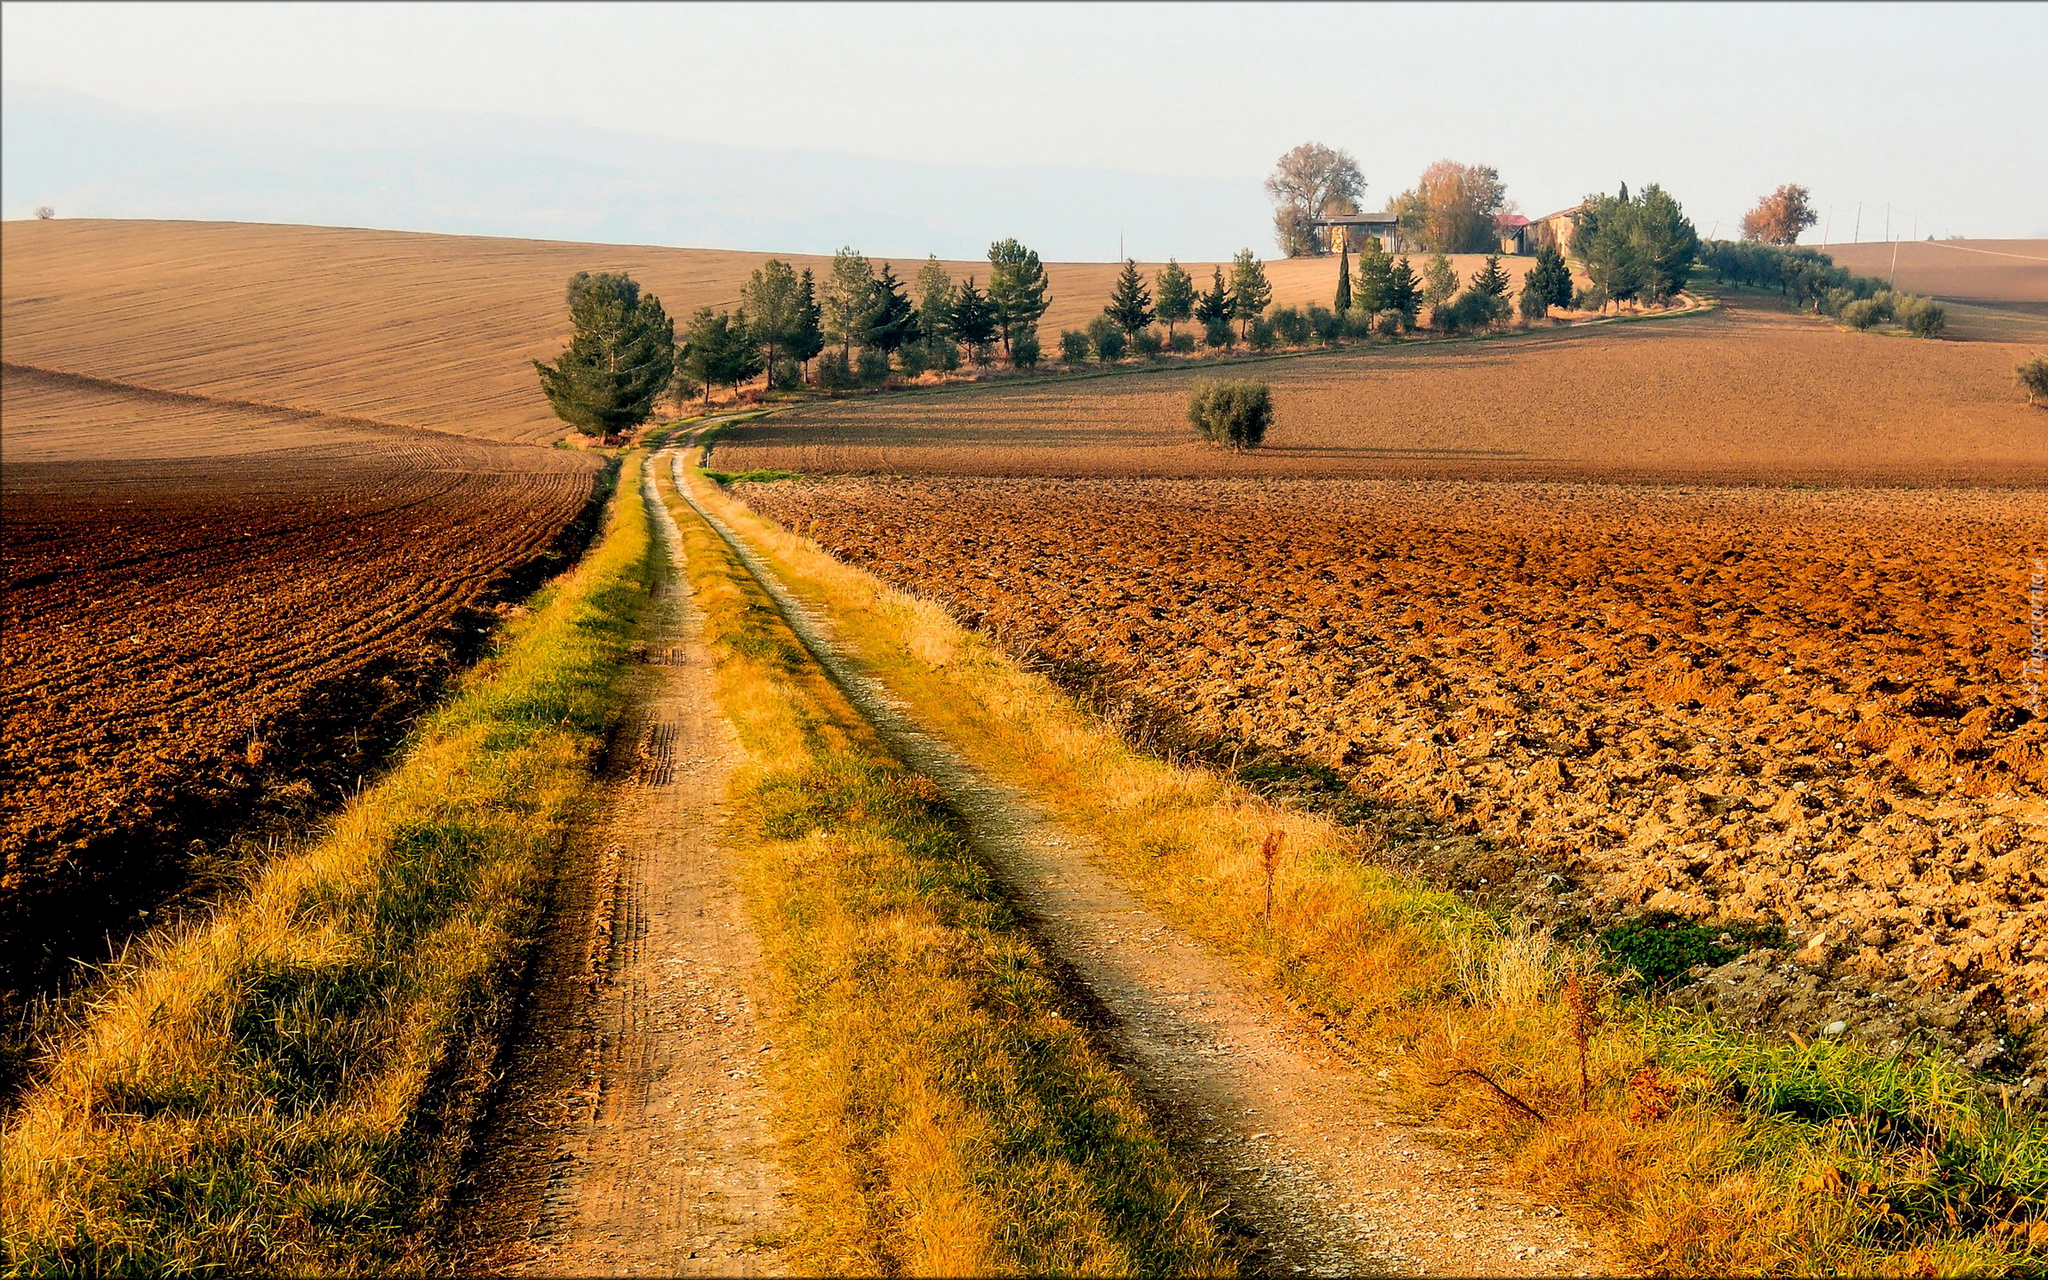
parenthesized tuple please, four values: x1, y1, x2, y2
(1059, 329, 1089, 365)
(1307, 304, 1341, 345)
(1247, 317, 1278, 352)
(1202, 316, 1234, 349)
(1187, 377, 1272, 451)
(1840, 298, 1882, 330)
(855, 347, 890, 386)
(2018, 354, 2048, 407)
(1167, 331, 1197, 355)
(814, 349, 852, 390)
(1271, 306, 1311, 345)
(1132, 328, 1165, 359)
(1897, 293, 1947, 337)
(1598, 912, 1783, 988)
(1010, 328, 1042, 369)
(1086, 315, 1125, 363)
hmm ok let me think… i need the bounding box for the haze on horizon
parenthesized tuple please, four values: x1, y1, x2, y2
(3, 0, 2045, 260)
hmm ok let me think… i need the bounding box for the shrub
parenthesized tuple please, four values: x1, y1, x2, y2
(1203, 316, 1235, 349)
(1186, 378, 1273, 451)
(1572, 284, 1607, 312)
(1342, 311, 1377, 341)
(1167, 331, 1197, 354)
(1011, 329, 1042, 369)
(856, 347, 890, 385)
(767, 356, 804, 390)
(1086, 315, 1125, 363)
(1374, 314, 1401, 338)
(1272, 305, 1311, 346)
(929, 337, 961, 372)
(894, 344, 930, 379)
(2018, 355, 2048, 407)
(1897, 295, 1946, 338)
(1517, 285, 1550, 323)
(1247, 317, 1278, 351)
(1133, 328, 1165, 359)
(1307, 304, 1341, 345)
(814, 350, 853, 390)
(1060, 329, 1090, 365)
(1839, 298, 1882, 330)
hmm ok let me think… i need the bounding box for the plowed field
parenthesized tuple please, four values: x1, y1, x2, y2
(743, 475, 2048, 1039)
(713, 295, 2048, 484)
(1, 364, 600, 1001)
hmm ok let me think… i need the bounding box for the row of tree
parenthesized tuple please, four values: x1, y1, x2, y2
(1698, 239, 1944, 335)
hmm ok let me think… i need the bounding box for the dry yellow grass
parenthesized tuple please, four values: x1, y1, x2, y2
(1, 219, 1405, 447)
(654, 440, 1229, 1275)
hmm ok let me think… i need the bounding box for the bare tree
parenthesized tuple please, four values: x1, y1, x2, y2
(34, 206, 54, 220)
(1266, 143, 1364, 258)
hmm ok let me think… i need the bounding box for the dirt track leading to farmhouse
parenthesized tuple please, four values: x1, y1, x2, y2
(678, 452, 1606, 1276)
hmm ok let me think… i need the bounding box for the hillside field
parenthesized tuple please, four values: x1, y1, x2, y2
(1, 219, 1477, 446)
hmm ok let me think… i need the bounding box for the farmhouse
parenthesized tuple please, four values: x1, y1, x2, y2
(1496, 213, 1532, 255)
(1530, 204, 1585, 254)
(1307, 211, 1403, 254)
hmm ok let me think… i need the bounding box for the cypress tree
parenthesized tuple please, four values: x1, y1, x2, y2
(1104, 258, 1155, 339)
(1333, 241, 1353, 314)
(534, 272, 676, 437)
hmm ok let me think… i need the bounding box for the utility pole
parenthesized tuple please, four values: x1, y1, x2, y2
(1822, 210, 1831, 250)
(1891, 236, 1901, 287)
(1854, 201, 1861, 243)
(1119, 229, 1125, 263)
(1885, 202, 1891, 243)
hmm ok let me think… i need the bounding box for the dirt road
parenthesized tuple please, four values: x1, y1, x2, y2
(678, 453, 1605, 1277)
(450, 457, 793, 1275)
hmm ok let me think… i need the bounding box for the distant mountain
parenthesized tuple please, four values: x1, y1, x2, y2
(0, 82, 1272, 261)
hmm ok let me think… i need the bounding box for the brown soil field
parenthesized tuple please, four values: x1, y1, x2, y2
(741, 475, 2048, 1054)
(713, 294, 2048, 484)
(0, 364, 601, 1003)
(0, 219, 1417, 446)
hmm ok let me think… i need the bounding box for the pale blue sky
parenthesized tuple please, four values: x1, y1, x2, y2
(4, 1, 2044, 253)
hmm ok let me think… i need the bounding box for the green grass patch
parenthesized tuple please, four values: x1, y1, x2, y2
(1598, 912, 1785, 989)
(2, 455, 653, 1275)
(704, 468, 803, 485)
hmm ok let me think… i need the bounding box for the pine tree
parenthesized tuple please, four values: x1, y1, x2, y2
(1471, 254, 1510, 299)
(680, 305, 762, 405)
(1105, 258, 1155, 339)
(791, 269, 825, 371)
(740, 259, 804, 386)
(1352, 236, 1393, 319)
(1386, 257, 1423, 330)
(863, 263, 917, 357)
(1195, 267, 1232, 326)
(1333, 241, 1353, 315)
(987, 237, 1051, 360)
(948, 274, 997, 362)
(822, 246, 874, 359)
(1228, 249, 1273, 338)
(1154, 259, 1195, 339)
(913, 255, 956, 344)
(1421, 252, 1459, 307)
(1526, 242, 1573, 310)
(534, 272, 676, 437)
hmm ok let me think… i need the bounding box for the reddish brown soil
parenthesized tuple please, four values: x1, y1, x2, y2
(742, 475, 2048, 1051)
(0, 365, 600, 1005)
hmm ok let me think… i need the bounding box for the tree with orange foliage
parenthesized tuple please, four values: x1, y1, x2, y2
(1740, 184, 1819, 246)
(1393, 160, 1511, 253)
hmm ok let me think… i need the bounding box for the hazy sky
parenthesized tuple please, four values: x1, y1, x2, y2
(5, 1, 2045, 246)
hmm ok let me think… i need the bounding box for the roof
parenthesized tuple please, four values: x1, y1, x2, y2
(1305, 211, 1400, 227)
(1496, 214, 1531, 228)
(1534, 204, 1586, 223)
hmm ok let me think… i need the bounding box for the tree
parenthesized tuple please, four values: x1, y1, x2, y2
(790, 269, 826, 372)
(33, 206, 54, 220)
(863, 263, 917, 358)
(948, 274, 998, 362)
(1187, 378, 1273, 450)
(1573, 183, 1700, 306)
(987, 238, 1051, 360)
(1521, 242, 1573, 318)
(1155, 259, 1195, 340)
(1385, 257, 1423, 330)
(1471, 254, 1510, 302)
(1104, 258, 1155, 340)
(1333, 241, 1353, 315)
(2017, 355, 2048, 408)
(680, 305, 763, 405)
(740, 259, 806, 387)
(1086, 314, 1126, 363)
(822, 246, 874, 360)
(1352, 236, 1393, 320)
(1228, 249, 1272, 338)
(1421, 252, 1459, 308)
(1265, 142, 1365, 257)
(534, 272, 676, 438)
(1195, 267, 1232, 328)
(1393, 160, 1511, 253)
(913, 255, 955, 335)
(1740, 183, 1818, 246)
